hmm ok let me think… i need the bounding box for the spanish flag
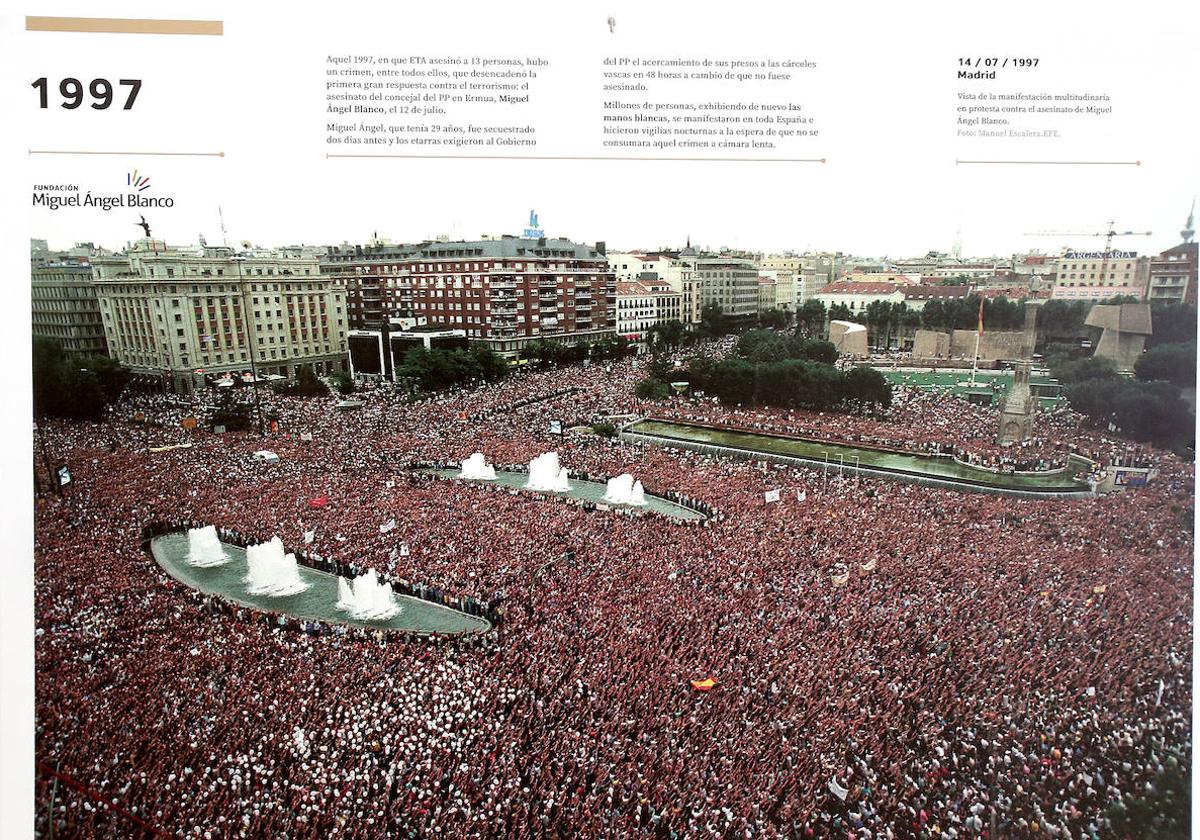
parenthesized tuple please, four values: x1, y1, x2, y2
(977, 298, 985, 336)
(690, 678, 716, 691)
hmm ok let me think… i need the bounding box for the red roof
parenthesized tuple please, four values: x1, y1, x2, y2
(902, 285, 971, 300)
(820, 281, 899, 295)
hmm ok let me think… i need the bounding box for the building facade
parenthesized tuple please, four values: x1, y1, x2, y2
(1147, 243, 1198, 306)
(615, 280, 682, 340)
(685, 255, 759, 321)
(93, 239, 348, 393)
(31, 261, 108, 357)
(323, 235, 616, 357)
(757, 275, 779, 313)
(816, 281, 905, 314)
(900, 284, 972, 312)
(1051, 251, 1150, 300)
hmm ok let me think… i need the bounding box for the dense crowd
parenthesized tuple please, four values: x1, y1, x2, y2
(33, 357, 1192, 838)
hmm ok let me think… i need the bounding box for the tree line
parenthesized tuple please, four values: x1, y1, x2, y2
(1053, 353, 1194, 455)
(33, 338, 129, 421)
(635, 328, 892, 411)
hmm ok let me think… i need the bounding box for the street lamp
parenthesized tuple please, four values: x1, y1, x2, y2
(231, 254, 266, 436)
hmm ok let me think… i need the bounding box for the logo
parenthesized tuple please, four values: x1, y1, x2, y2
(33, 168, 176, 212)
(1064, 249, 1137, 260)
(523, 209, 544, 238)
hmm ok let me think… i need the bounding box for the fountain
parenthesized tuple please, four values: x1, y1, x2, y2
(243, 537, 310, 597)
(603, 474, 648, 506)
(459, 452, 497, 480)
(336, 569, 401, 621)
(525, 452, 571, 492)
(186, 525, 229, 567)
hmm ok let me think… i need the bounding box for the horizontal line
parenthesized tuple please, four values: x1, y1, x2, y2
(326, 153, 826, 163)
(26, 16, 223, 35)
(30, 149, 224, 158)
(956, 159, 1141, 166)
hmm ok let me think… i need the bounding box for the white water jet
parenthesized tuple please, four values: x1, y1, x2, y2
(186, 525, 229, 567)
(459, 452, 497, 480)
(631, 480, 646, 506)
(603, 474, 648, 506)
(525, 452, 571, 492)
(243, 537, 310, 597)
(336, 568, 401, 621)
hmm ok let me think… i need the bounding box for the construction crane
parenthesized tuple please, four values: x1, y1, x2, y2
(1024, 220, 1151, 295)
(1024, 220, 1152, 251)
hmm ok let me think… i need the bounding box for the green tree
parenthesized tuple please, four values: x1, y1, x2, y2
(844, 366, 893, 409)
(330, 370, 356, 395)
(1053, 355, 1119, 385)
(921, 299, 948, 330)
(794, 299, 827, 338)
(788, 337, 838, 364)
(1106, 765, 1190, 838)
(684, 354, 719, 391)
(634, 377, 672, 400)
(399, 347, 497, 391)
(591, 420, 618, 438)
(736, 329, 790, 363)
(698, 303, 730, 337)
(646, 319, 686, 350)
(1135, 343, 1196, 387)
(1039, 300, 1090, 341)
(32, 338, 113, 421)
(709, 358, 756, 404)
(758, 307, 792, 330)
(87, 354, 131, 402)
(647, 353, 674, 382)
(588, 335, 629, 362)
(983, 296, 1023, 330)
(281, 364, 330, 398)
(1147, 302, 1197, 348)
(827, 303, 852, 323)
(1066, 378, 1194, 451)
(471, 345, 509, 382)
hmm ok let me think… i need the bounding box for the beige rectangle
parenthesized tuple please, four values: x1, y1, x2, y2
(25, 16, 223, 35)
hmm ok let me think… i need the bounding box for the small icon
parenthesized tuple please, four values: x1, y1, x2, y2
(128, 169, 151, 191)
(607, 16, 615, 33)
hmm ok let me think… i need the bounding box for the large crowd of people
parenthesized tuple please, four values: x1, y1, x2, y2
(32, 355, 1192, 838)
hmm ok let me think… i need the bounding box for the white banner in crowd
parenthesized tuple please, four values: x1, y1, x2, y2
(303, 530, 315, 544)
(828, 777, 849, 801)
(379, 519, 396, 534)
(764, 489, 781, 503)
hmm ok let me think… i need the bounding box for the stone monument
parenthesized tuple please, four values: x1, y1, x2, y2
(997, 301, 1041, 445)
(998, 360, 1036, 444)
(1084, 303, 1153, 372)
(829, 320, 868, 356)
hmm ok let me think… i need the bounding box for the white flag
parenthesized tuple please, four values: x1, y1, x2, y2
(861, 558, 877, 572)
(380, 518, 396, 534)
(796, 490, 807, 502)
(828, 776, 849, 801)
(399, 544, 410, 557)
(303, 530, 315, 544)
(764, 489, 781, 503)
(299, 432, 313, 442)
